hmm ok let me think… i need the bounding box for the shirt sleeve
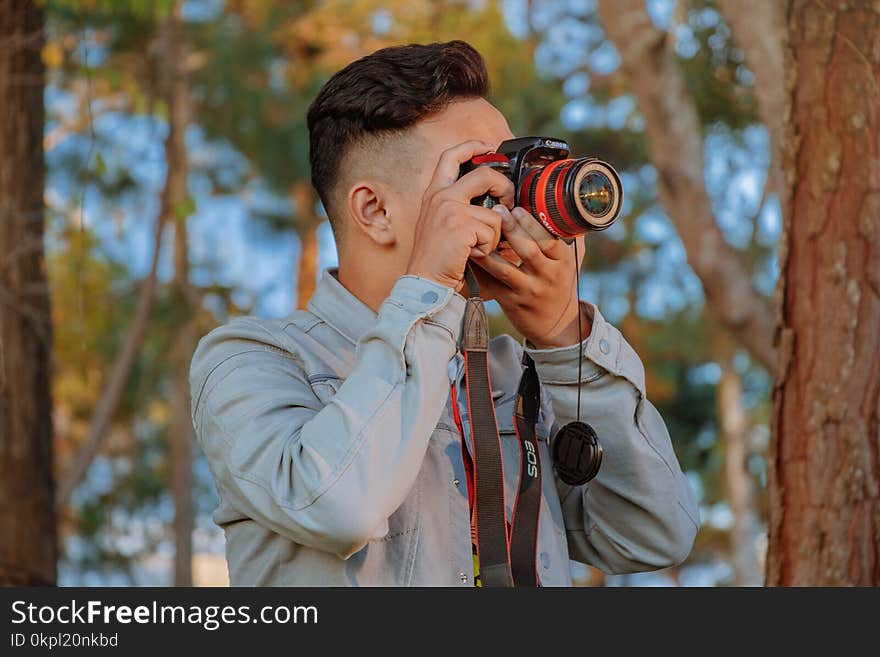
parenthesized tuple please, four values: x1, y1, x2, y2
(190, 275, 465, 560)
(525, 301, 700, 574)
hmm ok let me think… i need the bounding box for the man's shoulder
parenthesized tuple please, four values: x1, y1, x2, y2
(190, 311, 323, 394)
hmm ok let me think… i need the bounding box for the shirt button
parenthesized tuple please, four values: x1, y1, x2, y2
(421, 290, 439, 304)
(453, 478, 460, 487)
(459, 572, 469, 583)
(540, 551, 550, 569)
(599, 338, 610, 355)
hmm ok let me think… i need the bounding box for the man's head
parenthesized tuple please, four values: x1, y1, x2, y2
(307, 40, 514, 280)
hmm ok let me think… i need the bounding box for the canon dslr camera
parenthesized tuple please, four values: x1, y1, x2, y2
(459, 136, 623, 239)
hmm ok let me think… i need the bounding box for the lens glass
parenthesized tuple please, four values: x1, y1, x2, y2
(578, 171, 614, 217)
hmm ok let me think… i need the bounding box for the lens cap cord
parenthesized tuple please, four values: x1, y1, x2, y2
(550, 240, 604, 486)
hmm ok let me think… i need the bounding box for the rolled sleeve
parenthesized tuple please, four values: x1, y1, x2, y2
(525, 301, 698, 573)
(190, 274, 467, 560)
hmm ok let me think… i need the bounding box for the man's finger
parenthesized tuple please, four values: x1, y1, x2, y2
(465, 205, 503, 256)
(491, 205, 545, 272)
(450, 166, 515, 208)
(426, 140, 496, 196)
(510, 207, 568, 260)
(469, 251, 529, 289)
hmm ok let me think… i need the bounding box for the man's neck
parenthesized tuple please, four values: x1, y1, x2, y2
(337, 252, 400, 314)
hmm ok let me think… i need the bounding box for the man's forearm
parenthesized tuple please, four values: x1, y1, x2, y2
(525, 301, 699, 572)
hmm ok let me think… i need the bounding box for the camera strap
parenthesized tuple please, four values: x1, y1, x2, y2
(457, 265, 542, 587)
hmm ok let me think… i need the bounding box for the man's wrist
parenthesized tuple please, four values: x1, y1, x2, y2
(528, 305, 592, 350)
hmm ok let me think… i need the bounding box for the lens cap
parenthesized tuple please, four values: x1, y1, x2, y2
(551, 421, 603, 485)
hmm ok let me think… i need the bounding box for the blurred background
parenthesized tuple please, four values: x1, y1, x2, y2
(2, 0, 875, 587)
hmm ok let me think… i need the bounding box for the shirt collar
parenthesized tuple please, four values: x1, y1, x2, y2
(307, 268, 378, 345)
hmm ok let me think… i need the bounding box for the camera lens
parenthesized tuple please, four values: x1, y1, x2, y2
(578, 171, 614, 218)
(517, 157, 622, 238)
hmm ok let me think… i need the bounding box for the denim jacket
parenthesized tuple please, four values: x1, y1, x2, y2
(189, 269, 699, 586)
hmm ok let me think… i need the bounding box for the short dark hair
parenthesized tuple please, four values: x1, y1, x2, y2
(306, 40, 489, 235)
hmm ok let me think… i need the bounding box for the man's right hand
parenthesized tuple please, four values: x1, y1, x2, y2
(405, 140, 515, 291)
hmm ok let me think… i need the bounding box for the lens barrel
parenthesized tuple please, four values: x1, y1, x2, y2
(518, 158, 622, 238)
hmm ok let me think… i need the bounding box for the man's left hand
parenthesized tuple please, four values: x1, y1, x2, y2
(470, 205, 591, 349)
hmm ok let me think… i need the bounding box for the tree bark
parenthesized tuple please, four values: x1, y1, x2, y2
(291, 180, 319, 310)
(716, 0, 787, 205)
(767, 0, 880, 586)
(596, 0, 778, 374)
(0, 0, 57, 586)
(718, 350, 763, 586)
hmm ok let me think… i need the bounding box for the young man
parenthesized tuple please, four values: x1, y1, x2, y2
(190, 41, 698, 586)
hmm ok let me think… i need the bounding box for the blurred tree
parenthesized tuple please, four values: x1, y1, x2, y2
(596, 0, 776, 374)
(0, 0, 57, 586)
(715, 0, 785, 203)
(192, 0, 321, 309)
(47, 0, 201, 583)
(162, 1, 196, 587)
(717, 343, 762, 585)
(767, 0, 880, 586)
(52, 0, 172, 509)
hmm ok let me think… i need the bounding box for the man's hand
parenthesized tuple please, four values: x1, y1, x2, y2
(406, 140, 514, 291)
(470, 205, 591, 349)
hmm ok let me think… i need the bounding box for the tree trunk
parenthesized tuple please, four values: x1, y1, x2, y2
(163, 4, 194, 587)
(596, 0, 778, 374)
(718, 351, 763, 586)
(767, 0, 880, 586)
(291, 181, 319, 310)
(0, 0, 56, 586)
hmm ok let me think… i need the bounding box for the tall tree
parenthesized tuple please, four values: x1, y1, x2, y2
(161, 2, 195, 586)
(596, 0, 777, 373)
(0, 0, 57, 586)
(767, 0, 880, 586)
(717, 346, 762, 586)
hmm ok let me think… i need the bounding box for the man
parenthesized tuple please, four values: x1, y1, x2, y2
(190, 40, 698, 586)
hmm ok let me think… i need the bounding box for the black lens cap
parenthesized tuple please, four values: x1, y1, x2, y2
(552, 421, 603, 486)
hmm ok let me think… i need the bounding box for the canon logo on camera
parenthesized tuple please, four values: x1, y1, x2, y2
(541, 139, 568, 149)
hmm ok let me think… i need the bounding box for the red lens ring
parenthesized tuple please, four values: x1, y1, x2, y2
(519, 169, 538, 210)
(548, 161, 583, 238)
(533, 159, 568, 237)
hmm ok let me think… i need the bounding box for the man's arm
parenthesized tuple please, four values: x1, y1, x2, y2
(525, 301, 700, 574)
(190, 275, 464, 560)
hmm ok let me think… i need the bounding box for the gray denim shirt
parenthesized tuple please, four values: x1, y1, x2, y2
(190, 269, 699, 586)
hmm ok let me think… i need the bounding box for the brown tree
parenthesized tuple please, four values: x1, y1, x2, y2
(291, 180, 321, 310)
(717, 346, 763, 586)
(596, 0, 778, 374)
(162, 3, 195, 587)
(767, 0, 880, 586)
(0, 0, 57, 586)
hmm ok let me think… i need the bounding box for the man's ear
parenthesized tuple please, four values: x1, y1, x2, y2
(347, 180, 396, 247)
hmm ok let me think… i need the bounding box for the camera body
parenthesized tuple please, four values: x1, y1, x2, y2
(458, 136, 623, 239)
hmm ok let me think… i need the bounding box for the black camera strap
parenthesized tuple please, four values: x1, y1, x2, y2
(458, 265, 542, 587)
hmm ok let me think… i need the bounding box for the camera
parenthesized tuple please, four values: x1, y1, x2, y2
(458, 136, 623, 239)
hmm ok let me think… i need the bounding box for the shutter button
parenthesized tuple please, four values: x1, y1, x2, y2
(599, 338, 610, 355)
(421, 291, 439, 304)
